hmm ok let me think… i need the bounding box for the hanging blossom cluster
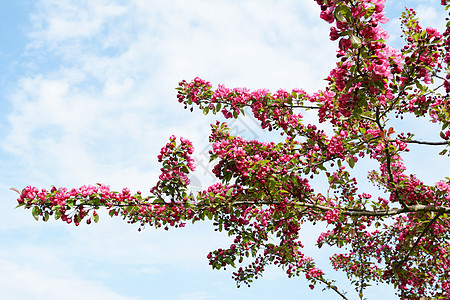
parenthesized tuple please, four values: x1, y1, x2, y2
(16, 0, 450, 299)
(154, 135, 195, 186)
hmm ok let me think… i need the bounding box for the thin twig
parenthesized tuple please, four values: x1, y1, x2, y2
(316, 277, 349, 300)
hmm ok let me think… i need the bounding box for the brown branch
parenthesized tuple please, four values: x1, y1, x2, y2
(374, 107, 403, 208)
(290, 105, 320, 109)
(388, 139, 449, 146)
(316, 277, 349, 300)
(384, 147, 395, 185)
(360, 115, 377, 122)
(393, 212, 443, 273)
(231, 200, 450, 217)
(35, 190, 450, 218)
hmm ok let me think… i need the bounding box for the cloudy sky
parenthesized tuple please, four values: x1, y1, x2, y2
(0, 1, 448, 299)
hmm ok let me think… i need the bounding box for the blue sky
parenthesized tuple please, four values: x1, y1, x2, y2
(0, 1, 448, 300)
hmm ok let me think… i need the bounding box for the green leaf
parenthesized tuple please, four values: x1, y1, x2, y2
(153, 199, 166, 204)
(93, 213, 100, 223)
(15, 203, 25, 209)
(374, 80, 385, 91)
(333, 5, 352, 23)
(334, 7, 347, 23)
(340, 5, 351, 19)
(416, 80, 424, 91)
(353, 106, 362, 117)
(349, 34, 362, 49)
(225, 257, 233, 265)
(292, 91, 297, 99)
(361, 110, 373, 118)
(32, 206, 40, 221)
(346, 156, 355, 168)
(365, 6, 375, 18)
(44, 212, 50, 222)
(317, 164, 327, 171)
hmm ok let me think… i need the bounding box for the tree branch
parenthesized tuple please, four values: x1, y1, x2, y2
(316, 277, 349, 300)
(231, 200, 450, 217)
(389, 139, 449, 146)
(393, 212, 443, 272)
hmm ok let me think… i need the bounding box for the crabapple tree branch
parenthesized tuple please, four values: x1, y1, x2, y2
(14, 0, 450, 299)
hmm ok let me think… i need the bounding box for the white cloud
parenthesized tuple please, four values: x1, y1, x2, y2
(3, 0, 335, 189)
(0, 259, 137, 300)
(28, 0, 127, 43)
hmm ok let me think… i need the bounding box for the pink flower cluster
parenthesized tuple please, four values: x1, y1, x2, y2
(155, 135, 195, 186)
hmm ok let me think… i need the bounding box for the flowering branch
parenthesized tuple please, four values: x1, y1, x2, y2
(14, 0, 450, 299)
